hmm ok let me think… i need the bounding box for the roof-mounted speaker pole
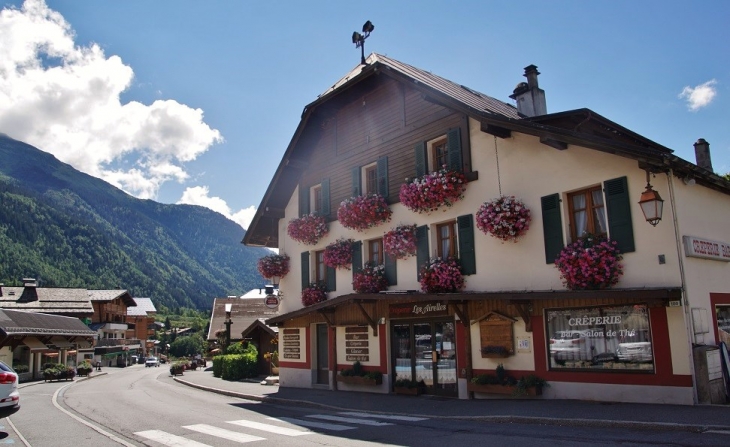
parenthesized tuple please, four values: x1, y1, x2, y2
(351, 20, 374, 65)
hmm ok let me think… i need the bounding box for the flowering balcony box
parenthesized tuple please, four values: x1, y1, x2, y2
(554, 234, 623, 290)
(323, 238, 355, 270)
(399, 168, 467, 214)
(383, 224, 417, 259)
(287, 214, 329, 246)
(337, 194, 392, 232)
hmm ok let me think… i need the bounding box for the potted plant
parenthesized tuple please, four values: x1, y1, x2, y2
(468, 364, 547, 396)
(383, 224, 418, 259)
(393, 377, 424, 395)
(514, 374, 550, 396)
(419, 257, 465, 293)
(399, 167, 467, 214)
(263, 335, 279, 376)
(257, 253, 291, 279)
(475, 195, 531, 243)
(170, 361, 186, 376)
(554, 234, 623, 290)
(287, 213, 329, 245)
(337, 361, 383, 386)
(76, 360, 93, 376)
(337, 194, 392, 231)
(323, 238, 355, 270)
(301, 282, 328, 306)
(352, 262, 388, 293)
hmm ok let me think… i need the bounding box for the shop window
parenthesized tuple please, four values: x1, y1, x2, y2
(716, 306, 730, 345)
(545, 304, 654, 372)
(568, 186, 607, 241)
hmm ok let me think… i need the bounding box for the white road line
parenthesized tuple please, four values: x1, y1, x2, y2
(307, 414, 394, 426)
(338, 411, 428, 421)
(226, 419, 314, 436)
(135, 429, 212, 447)
(183, 424, 265, 443)
(269, 416, 356, 431)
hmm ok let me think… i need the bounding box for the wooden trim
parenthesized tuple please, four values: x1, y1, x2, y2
(511, 301, 533, 332)
(355, 301, 378, 336)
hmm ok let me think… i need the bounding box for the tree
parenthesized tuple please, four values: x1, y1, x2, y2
(169, 334, 207, 358)
(723, 173, 730, 182)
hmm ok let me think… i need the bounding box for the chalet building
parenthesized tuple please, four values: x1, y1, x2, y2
(126, 297, 158, 358)
(243, 54, 730, 404)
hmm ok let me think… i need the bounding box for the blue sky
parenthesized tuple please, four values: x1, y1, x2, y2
(1, 0, 727, 230)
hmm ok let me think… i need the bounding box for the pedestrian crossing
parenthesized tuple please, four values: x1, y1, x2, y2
(135, 411, 428, 446)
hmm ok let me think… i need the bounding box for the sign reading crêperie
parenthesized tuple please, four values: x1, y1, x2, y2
(282, 328, 301, 360)
(683, 236, 730, 262)
(345, 327, 369, 362)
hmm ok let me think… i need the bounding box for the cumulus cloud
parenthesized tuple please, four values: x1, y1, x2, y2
(679, 79, 718, 111)
(0, 0, 222, 199)
(178, 186, 257, 230)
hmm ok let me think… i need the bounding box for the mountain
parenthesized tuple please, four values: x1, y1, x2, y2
(0, 134, 271, 311)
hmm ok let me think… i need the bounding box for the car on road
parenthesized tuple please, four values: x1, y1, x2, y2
(0, 361, 20, 418)
(145, 357, 160, 367)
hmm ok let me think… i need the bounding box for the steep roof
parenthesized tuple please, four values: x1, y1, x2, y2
(127, 297, 156, 316)
(0, 286, 93, 316)
(0, 309, 96, 337)
(206, 295, 279, 341)
(88, 290, 137, 307)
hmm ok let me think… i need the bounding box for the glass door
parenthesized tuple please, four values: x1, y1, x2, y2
(316, 324, 328, 384)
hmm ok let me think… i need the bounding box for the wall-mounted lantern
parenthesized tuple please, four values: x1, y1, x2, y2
(638, 171, 664, 226)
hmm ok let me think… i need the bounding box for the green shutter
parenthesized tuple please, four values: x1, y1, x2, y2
(326, 265, 336, 292)
(301, 251, 310, 289)
(604, 176, 635, 253)
(447, 128, 463, 172)
(416, 225, 429, 279)
(351, 241, 363, 283)
(377, 156, 389, 199)
(321, 178, 330, 217)
(384, 253, 397, 286)
(299, 184, 309, 217)
(415, 141, 427, 177)
(351, 166, 361, 197)
(541, 193, 564, 264)
(457, 214, 476, 275)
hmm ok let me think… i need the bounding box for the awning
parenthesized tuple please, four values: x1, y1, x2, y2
(23, 337, 49, 351)
(51, 337, 74, 349)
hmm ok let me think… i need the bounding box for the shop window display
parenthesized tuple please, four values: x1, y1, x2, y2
(545, 304, 654, 371)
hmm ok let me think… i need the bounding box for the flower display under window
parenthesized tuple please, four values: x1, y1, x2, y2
(353, 262, 388, 293)
(383, 224, 418, 259)
(475, 195, 532, 243)
(337, 194, 392, 232)
(301, 282, 328, 306)
(554, 234, 624, 290)
(419, 257, 465, 293)
(287, 214, 329, 245)
(399, 167, 467, 214)
(323, 238, 354, 270)
(257, 254, 291, 279)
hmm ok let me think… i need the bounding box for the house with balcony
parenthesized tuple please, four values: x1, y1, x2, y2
(126, 297, 158, 358)
(87, 289, 139, 367)
(243, 53, 730, 405)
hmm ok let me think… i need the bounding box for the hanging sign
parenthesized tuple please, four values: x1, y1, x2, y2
(683, 236, 730, 262)
(264, 294, 280, 309)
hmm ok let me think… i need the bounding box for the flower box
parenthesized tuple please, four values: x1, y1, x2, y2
(555, 234, 623, 290)
(337, 194, 392, 231)
(419, 257, 465, 293)
(399, 168, 467, 214)
(383, 224, 417, 259)
(481, 352, 510, 359)
(287, 214, 329, 245)
(353, 262, 388, 293)
(394, 386, 421, 396)
(336, 375, 382, 386)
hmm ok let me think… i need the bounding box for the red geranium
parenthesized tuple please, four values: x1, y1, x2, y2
(301, 282, 328, 306)
(257, 254, 291, 279)
(399, 167, 467, 214)
(555, 235, 623, 290)
(323, 238, 354, 270)
(352, 262, 388, 293)
(383, 224, 418, 259)
(287, 214, 328, 245)
(419, 257, 465, 293)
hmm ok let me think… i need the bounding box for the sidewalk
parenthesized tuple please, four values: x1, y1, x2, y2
(173, 369, 730, 433)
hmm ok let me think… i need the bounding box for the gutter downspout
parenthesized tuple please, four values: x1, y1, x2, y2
(667, 170, 698, 404)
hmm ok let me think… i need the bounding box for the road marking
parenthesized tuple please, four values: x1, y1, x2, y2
(704, 429, 730, 435)
(226, 419, 313, 436)
(338, 411, 428, 421)
(307, 414, 394, 426)
(135, 429, 212, 446)
(269, 417, 356, 431)
(183, 424, 265, 443)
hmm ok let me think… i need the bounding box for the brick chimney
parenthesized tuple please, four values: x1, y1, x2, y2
(509, 64, 547, 117)
(693, 138, 713, 172)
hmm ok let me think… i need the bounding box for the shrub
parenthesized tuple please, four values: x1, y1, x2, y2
(212, 355, 224, 378)
(13, 364, 28, 373)
(339, 361, 383, 381)
(394, 377, 424, 389)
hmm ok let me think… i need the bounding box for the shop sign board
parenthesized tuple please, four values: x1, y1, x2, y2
(389, 301, 449, 319)
(683, 235, 730, 262)
(345, 326, 370, 362)
(264, 294, 280, 309)
(282, 328, 301, 360)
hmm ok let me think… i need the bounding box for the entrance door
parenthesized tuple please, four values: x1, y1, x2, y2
(391, 320, 457, 396)
(315, 324, 329, 384)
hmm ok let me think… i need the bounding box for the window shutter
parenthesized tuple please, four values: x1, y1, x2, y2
(541, 194, 564, 264)
(416, 225, 429, 279)
(351, 241, 363, 283)
(447, 128, 463, 172)
(321, 178, 330, 217)
(299, 185, 309, 217)
(377, 156, 389, 199)
(384, 253, 397, 286)
(351, 167, 361, 197)
(326, 265, 336, 292)
(604, 176, 635, 253)
(415, 142, 427, 177)
(457, 214, 476, 275)
(301, 251, 310, 290)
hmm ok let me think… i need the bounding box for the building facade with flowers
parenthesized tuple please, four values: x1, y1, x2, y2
(243, 54, 730, 405)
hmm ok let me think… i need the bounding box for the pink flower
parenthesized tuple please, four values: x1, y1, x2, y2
(323, 238, 354, 270)
(554, 235, 623, 290)
(476, 196, 531, 243)
(353, 262, 388, 293)
(287, 214, 329, 245)
(399, 168, 467, 214)
(257, 254, 291, 279)
(419, 257, 465, 293)
(337, 194, 392, 232)
(301, 282, 327, 306)
(383, 224, 418, 259)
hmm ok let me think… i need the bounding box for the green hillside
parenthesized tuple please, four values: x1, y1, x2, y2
(0, 134, 270, 311)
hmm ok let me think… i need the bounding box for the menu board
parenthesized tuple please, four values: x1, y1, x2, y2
(345, 326, 369, 362)
(282, 328, 301, 360)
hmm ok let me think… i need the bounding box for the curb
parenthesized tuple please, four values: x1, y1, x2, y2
(172, 377, 730, 433)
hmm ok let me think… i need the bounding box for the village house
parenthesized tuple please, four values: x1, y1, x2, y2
(243, 53, 730, 405)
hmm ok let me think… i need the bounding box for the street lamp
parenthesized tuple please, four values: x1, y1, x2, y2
(638, 171, 664, 226)
(352, 20, 374, 65)
(224, 303, 232, 351)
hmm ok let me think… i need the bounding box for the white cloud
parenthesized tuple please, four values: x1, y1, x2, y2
(0, 0, 222, 199)
(178, 186, 256, 230)
(679, 79, 718, 111)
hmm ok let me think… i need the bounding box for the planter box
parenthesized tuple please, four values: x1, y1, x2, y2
(336, 375, 382, 386)
(481, 352, 511, 359)
(467, 382, 542, 396)
(394, 386, 420, 396)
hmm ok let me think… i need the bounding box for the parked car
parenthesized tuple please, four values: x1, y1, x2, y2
(549, 330, 594, 361)
(145, 357, 160, 367)
(0, 361, 20, 418)
(616, 341, 653, 362)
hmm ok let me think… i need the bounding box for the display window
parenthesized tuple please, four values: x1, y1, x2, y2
(716, 306, 730, 345)
(545, 304, 654, 372)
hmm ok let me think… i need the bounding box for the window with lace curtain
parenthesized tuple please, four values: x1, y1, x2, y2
(568, 186, 607, 241)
